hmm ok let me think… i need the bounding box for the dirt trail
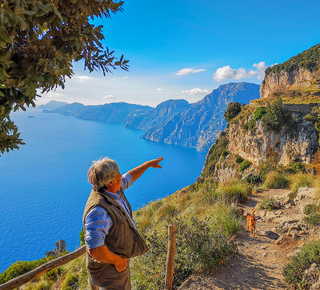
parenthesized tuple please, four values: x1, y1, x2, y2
(179, 189, 311, 290)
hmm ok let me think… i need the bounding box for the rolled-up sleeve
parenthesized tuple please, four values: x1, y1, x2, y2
(121, 173, 133, 190)
(84, 207, 113, 249)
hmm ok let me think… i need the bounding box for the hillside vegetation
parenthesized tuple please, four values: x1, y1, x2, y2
(265, 43, 320, 76)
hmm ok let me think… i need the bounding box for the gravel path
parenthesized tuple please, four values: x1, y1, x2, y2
(178, 189, 310, 290)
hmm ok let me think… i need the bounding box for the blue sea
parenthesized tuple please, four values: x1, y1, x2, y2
(0, 109, 206, 273)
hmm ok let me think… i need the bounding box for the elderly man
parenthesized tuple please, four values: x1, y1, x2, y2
(83, 156, 163, 289)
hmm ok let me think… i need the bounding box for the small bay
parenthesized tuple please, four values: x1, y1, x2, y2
(0, 108, 206, 272)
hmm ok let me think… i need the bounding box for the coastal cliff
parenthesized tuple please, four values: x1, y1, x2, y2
(260, 43, 320, 100)
(260, 68, 320, 99)
(40, 82, 260, 151)
(202, 43, 320, 182)
(227, 106, 318, 166)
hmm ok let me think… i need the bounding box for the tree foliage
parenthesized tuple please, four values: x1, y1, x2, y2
(0, 0, 129, 155)
(265, 43, 320, 76)
(254, 106, 267, 120)
(224, 102, 241, 122)
(261, 99, 292, 134)
(202, 135, 229, 178)
(0, 255, 55, 284)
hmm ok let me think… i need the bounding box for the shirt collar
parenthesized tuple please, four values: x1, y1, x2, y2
(104, 190, 121, 201)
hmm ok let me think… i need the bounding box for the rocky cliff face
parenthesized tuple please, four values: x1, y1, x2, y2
(201, 44, 320, 181)
(201, 104, 319, 182)
(228, 112, 318, 166)
(260, 68, 320, 99)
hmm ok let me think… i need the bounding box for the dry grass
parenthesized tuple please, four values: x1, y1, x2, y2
(289, 173, 315, 193)
(263, 171, 290, 190)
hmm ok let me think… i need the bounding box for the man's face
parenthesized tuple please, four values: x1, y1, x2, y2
(113, 172, 122, 192)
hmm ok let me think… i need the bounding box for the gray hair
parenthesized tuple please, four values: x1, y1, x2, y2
(88, 157, 119, 192)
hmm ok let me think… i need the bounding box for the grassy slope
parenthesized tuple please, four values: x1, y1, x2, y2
(18, 177, 249, 290)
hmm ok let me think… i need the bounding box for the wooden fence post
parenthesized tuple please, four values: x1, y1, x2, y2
(88, 277, 99, 290)
(164, 224, 176, 290)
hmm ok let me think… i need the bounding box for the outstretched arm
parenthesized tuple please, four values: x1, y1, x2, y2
(127, 157, 163, 182)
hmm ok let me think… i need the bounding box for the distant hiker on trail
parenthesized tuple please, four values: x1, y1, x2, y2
(83, 156, 163, 289)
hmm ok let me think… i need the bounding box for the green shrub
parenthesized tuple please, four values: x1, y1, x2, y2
(62, 274, 79, 290)
(245, 173, 263, 185)
(304, 213, 320, 226)
(258, 157, 278, 179)
(286, 162, 306, 174)
(224, 102, 242, 122)
(235, 155, 244, 163)
(131, 217, 236, 289)
(217, 178, 251, 203)
(283, 240, 320, 288)
(0, 256, 55, 285)
(202, 135, 229, 178)
(247, 119, 256, 131)
(254, 107, 267, 120)
(303, 204, 320, 215)
(263, 171, 290, 189)
(221, 150, 229, 160)
(239, 160, 251, 172)
(261, 99, 292, 134)
(213, 203, 243, 236)
(259, 197, 280, 211)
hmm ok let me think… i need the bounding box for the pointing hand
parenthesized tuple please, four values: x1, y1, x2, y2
(150, 157, 164, 168)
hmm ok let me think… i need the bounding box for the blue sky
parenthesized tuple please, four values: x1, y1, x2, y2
(39, 0, 320, 107)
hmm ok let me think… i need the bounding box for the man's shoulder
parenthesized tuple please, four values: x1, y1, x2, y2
(86, 206, 108, 221)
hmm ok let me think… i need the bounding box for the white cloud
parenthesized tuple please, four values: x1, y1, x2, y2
(157, 88, 165, 92)
(103, 94, 116, 99)
(176, 68, 206, 76)
(213, 62, 269, 82)
(43, 91, 65, 98)
(182, 88, 210, 95)
(76, 76, 94, 82)
(253, 61, 268, 80)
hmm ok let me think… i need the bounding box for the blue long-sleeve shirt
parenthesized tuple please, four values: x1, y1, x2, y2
(84, 173, 135, 249)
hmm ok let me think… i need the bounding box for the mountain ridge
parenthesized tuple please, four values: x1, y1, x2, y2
(40, 82, 260, 151)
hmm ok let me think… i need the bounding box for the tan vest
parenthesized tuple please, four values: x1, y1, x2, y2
(83, 189, 148, 287)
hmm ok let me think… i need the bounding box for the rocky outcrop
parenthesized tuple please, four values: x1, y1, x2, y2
(200, 104, 319, 182)
(227, 112, 318, 166)
(260, 68, 320, 99)
(45, 239, 66, 257)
